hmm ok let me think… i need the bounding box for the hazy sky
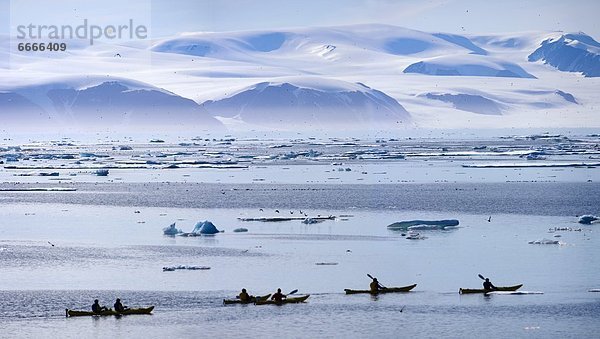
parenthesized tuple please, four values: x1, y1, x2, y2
(3, 0, 600, 39)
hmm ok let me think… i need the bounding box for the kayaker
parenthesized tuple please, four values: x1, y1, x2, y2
(271, 288, 287, 303)
(92, 299, 108, 314)
(370, 278, 381, 293)
(238, 288, 251, 303)
(114, 298, 128, 312)
(483, 278, 497, 291)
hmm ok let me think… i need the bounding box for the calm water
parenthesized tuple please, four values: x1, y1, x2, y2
(1, 180, 599, 338)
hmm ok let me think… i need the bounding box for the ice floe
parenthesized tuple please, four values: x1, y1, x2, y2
(162, 265, 210, 271)
(463, 162, 600, 168)
(578, 215, 599, 224)
(302, 218, 324, 224)
(528, 238, 561, 245)
(95, 169, 109, 176)
(405, 230, 427, 240)
(387, 219, 459, 231)
(0, 187, 76, 191)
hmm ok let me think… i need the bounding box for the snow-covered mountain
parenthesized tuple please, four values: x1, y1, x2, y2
(528, 33, 600, 77)
(404, 55, 536, 78)
(201, 77, 410, 129)
(0, 77, 224, 131)
(2, 24, 599, 131)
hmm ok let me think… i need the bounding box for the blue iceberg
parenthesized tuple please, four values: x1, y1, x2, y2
(192, 220, 220, 234)
(163, 222, 182, 235)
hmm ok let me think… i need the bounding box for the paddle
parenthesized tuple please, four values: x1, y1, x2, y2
(367, 274, 387, 289)
(478, 274, 486, 280)
(287, 289, 298, 296)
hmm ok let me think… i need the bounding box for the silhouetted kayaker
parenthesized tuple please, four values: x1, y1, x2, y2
(114, 298, 127, 312)
(483, 278, 497, 291)
(238, 288, 251, 303)
(271, 288, 287, 302)
(370, 278, 381, 293)
(92, 299, 108, 313)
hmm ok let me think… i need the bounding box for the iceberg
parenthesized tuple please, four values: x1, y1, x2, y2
(387, 219, 459, 231)
(578, 215, 599, 224)
(163, 222, 182, 236)
(192, 220, 220, 235)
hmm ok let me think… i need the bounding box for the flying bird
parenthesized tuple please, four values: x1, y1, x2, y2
(114, 53, 121, 57)
(275, 210, 280, 213)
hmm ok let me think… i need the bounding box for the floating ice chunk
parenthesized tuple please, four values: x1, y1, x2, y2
(589, 289, 600, 292)
(233, 228, 248, 232)
(192, 220, 220, 234)
(525, 154, 546, 160)
(406, 230, 427, 240)
(388, 219, 459, 230)
(95, 169, 109, 176)
(163, 222, 182, 235)
(408, 224, 458, 230)
(528, 238, 560, 244)
(578, 215, 599, 224)
(302, 218, 323, 224)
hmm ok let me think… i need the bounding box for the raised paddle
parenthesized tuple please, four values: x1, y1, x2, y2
(478, 274, 486, 280)
(367, 273, 387, 289)
(287, 289, 298, 295)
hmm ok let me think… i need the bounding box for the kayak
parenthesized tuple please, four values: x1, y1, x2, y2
(223, 294, 271, 305)
(255, 295, 310, 305)
(66, 306, 154, 317)
(344, 284, 417, 294)
(459, 284, 523, 294)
